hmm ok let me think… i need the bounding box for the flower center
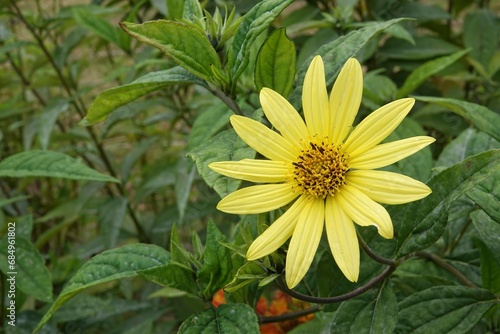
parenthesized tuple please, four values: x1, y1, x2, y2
(292, 140, 349, 199)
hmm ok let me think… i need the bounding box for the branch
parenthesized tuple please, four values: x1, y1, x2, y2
(357, 232, 395, 265)
(415, 251, 477, 288)
(208, 87, 244, 116)
(276, 265, 395, 304)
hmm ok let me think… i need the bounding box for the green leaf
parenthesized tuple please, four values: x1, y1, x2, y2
(443, 196, 478, 259)
(197, 220, 233, 298)
(139, 263, 199, 296)
(466, 166, 500, 223)
(227, 0, 294, 81)
(137, 160, 176, 202)
(0, 237, 52, 303)
(187, 103, 232, 152)
(0, 150, 120, 183)
(166, 0, 185, 19)
(397, 286, 496, 333)
(170, 225, 193, 267)
(175, 157, 196, 223)
(73, 8, 130, 51)
(474, 239, 500, 294)
(34, 244, 170, 332)
(363, 72, 398, 107)
(380, 36, 461, 60)
(0, 41, 33, 56)
(471, 210, 500, 264)
(37, 98, 69, 150)
(187, 128, 256, 198)
(396, 49, 469, 98)
(436, 128, 500, 168)
(397, 1, 451, 22)
(98, 197, 128, 248)
(393, 258, 463, 295)
(414, 96, 500, 142)
(331, 280, 397, 333)
(297, 29, 339, 69)
(383, 24, 415, 45)
(0, 196, 29, 209)
(178, 303, 259, 334)
(224, 262, 267, 294)
(255, 28, 296, 97)
(16, 215, 34, 239)
(53, 294, 155, 325)
(463, 9, 498, 71)
(120, 20, 221, 82)
(290, 312, 335, 334)
(148, 286, 188, 299)
(81, 67, 203, 125)
(397, 150, 500, 256)
(412, 104, 469, 137)
(54, 27, 86, 69)
(120, 137, 160, 181)
(290, 18, 407, 108)
(183, 0, 203, 21)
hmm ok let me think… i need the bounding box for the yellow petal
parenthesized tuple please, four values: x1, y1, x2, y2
(349, 136, 435, 169)
(247, 196, 307, 260)
(325, 196, 360, 282)
(230, 115, 297, 162)
(343, 98, 415, 157)
(209, 159, 289, 183)
(217, 183, 299, 214)
(329, 58, 363, 144)
(285, 198, 324, 289)
(337, 184, 393, 239)
(302, 55, 329, 136)
(346, 170, 432, 204)
(260, 88, 309, 146)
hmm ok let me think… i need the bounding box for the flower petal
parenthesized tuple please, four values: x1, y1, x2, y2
(260, 88, 309, 146)
(231, 115, 297, 162)
(337, 184, 393, 239)
(343, 98, 415, 157)
(325, 196, 360, 282)
(285, 198, 324, 289)
(247, 196, 307, 260)
(209, 159, 289, 183)
(329, 58, 363, 144)
(349, 136, 435, 169)
(217, 183, 299, 214)
(302, 55, 329, 136)
(346, 170, 432, 204)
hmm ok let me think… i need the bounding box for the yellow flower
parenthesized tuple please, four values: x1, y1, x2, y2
(209, 56, 435, 289)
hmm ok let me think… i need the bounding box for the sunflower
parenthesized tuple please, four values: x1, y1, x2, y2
(209, 56, 435, 289)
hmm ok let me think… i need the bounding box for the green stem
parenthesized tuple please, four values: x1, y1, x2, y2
(277, 265, 395, 304)
(209, 87, 244, 116)
(446, 0, 453, 38)
(4, 50, 47, 106)
(357, 231, 395, 265)
(448, 218, 472, 255)
(258, 305, 322, 324)
(415, 251, 477, 288)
